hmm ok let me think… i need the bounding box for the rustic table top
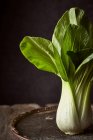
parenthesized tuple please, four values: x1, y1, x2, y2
(0, 104, 92, 140)
(0, 104, 41, 140)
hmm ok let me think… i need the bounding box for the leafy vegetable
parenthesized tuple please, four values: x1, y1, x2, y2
(20, 7, 93, 135)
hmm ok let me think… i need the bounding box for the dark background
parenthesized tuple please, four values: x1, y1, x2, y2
(0, 0, 93, 105)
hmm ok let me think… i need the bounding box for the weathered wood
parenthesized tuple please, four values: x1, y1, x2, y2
(0, 104, 40, 140)
(9, 105, 93, 140)
(0, 106, 11, 140)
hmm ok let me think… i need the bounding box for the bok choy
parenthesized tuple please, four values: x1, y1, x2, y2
(20, 8, 93, 135)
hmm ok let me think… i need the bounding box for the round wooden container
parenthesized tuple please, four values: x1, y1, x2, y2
(9, 106, 93, 140)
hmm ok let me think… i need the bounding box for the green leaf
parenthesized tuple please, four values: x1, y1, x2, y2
(53, 46, 68, 80)
(75, 53, 93, 73)
(52, 7, 87, 55)
(73, 54, 93, 116)
(73, 53, 93, 100)
(87, 23, 93, 48)
(52, 8, 91, 79)
(61, 25, 89, 74)
(67, 48, 93, 68)
(52, 24, 90, 79)
(20, 36, 58, 75)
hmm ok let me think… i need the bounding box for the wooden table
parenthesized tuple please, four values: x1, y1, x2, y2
(0, 104, 92, 140)
(0, 104, 41, 140)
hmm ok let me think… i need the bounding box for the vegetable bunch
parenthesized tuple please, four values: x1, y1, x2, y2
(20, 8, 93, 135)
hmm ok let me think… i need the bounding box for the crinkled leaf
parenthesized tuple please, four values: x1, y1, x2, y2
(52, 8, 92, 80)
(61, 25, 89, 75)
(52, 7, 88, 55)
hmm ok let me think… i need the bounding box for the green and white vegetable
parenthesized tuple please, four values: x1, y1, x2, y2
(20, 8, 93, 135)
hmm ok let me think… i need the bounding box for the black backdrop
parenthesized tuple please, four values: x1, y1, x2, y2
(0, 0, 93, 105)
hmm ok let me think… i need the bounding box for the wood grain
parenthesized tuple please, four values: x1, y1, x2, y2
(0, 104, 40, 140)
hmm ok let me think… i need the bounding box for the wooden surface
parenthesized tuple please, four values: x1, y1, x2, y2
(0, 104, 93, 140)
(9, 106, 93, 140)
(0, 104, 40, 140)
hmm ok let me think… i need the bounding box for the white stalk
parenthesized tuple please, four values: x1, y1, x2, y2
(56, 79, 92, 135)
